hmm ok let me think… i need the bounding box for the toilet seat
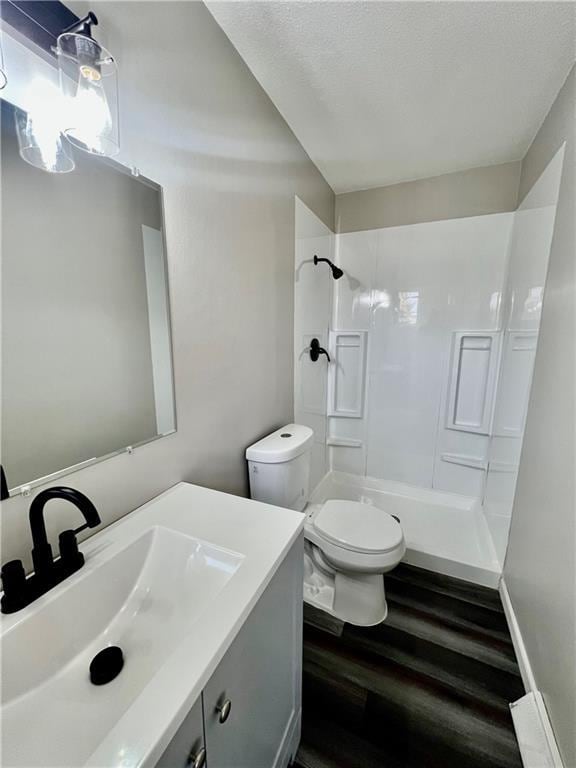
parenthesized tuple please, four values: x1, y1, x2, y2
(313, 499, 403, 555)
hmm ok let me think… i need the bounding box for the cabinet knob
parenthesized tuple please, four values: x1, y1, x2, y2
(216, 698, 232, 724)
(187, 745, 206, 768)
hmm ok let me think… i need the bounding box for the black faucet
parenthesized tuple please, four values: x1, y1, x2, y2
(1, 487, 101, 614)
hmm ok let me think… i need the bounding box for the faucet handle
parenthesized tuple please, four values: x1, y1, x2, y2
(58, 530, 85, 571)
(1, 559, 26, 589)
(1, 560, 27, 613)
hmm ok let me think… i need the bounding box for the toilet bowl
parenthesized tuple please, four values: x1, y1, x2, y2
(246, 424, 405, 626)
(303, 499, 405, 625)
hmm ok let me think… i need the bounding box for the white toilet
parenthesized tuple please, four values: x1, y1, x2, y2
(246, 424, 405, 626)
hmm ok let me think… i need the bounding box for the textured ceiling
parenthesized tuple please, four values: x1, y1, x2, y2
(206, 1, 575, 193)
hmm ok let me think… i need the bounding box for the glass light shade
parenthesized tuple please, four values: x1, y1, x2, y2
(15, 106, 75, 174)
(0, 33, 7, 89)
(56, 32, 119, 157)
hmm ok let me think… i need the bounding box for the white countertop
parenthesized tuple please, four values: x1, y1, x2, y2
(1, 482, 305, 768)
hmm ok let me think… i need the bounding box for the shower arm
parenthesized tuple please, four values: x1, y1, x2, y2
(313, 255, 344, 280)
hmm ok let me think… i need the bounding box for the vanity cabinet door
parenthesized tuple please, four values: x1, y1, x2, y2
(203, 537, 304, 768)
(156, 698, 206, 768)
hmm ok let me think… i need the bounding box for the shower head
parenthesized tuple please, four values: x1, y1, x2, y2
(331, 264, 344, 280)
(313, 255, 344, 280)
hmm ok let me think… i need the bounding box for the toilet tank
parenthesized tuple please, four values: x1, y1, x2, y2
(246, 424, 314, 511)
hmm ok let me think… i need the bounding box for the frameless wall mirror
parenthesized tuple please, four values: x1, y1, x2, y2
(1, 99, 176, 495)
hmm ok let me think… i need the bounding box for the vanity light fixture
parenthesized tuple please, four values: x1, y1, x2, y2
(55, 12, 120, 157)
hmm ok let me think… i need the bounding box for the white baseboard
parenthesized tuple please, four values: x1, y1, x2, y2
(499, 578, 564, 768)
(499, 577, 537, 692)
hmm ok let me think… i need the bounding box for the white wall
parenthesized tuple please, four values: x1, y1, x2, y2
(503, 66, 575, 768)
(330, 214, 513, 494)
(484, 146, 565, 565)
(294, 197, 333, 490)
(1, 1, 333, 569)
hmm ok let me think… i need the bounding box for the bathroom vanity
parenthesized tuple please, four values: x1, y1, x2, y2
(1, 483, 304, 768)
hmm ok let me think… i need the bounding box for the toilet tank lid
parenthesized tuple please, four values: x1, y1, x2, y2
(246, 424, 314, 463)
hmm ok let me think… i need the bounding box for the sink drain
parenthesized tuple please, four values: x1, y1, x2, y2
(90, 646, 124, 686)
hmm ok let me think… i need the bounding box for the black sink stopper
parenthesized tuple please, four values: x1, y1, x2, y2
(90, 646, 124, 685)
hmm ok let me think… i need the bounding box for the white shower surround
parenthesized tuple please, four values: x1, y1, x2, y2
(484, 145, 565, 564)
(331, 212, 515, 497)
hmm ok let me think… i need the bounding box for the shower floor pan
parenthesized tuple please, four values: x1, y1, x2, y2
(309, 471, 500, 588)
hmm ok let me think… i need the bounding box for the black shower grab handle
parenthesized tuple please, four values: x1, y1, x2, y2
(309, 338, 331, 362)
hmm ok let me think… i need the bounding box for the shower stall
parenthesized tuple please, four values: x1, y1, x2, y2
(294, 146, 564, 586)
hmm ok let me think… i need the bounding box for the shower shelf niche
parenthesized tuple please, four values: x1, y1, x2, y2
(327, 330, 367, 419)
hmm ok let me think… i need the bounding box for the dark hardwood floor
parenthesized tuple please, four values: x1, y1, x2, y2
(294, 564, 524, 768)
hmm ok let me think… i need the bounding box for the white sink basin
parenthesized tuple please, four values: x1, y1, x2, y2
(2, 525, 243, 767)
